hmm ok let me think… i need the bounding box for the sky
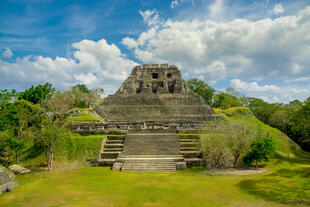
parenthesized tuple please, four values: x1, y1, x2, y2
(1, 0, 310, 103)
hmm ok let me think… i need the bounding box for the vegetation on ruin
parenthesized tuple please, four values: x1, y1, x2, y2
(67, 112, 100, 123)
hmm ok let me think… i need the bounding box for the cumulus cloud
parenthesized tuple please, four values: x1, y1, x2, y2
(230, 79, 309, 103)
(209, 0, 227, 19)
(0, 39, 137, 94)
(273, 3, 284, 14)
(230, 79, 280, 93)
(2, 48, 13, 58)
(122, 7, 310, 85)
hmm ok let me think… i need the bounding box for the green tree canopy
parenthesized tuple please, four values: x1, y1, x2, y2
(213, 93, 241, 109)
(19, 83, 55, 104)
(187, 79, 215, 105)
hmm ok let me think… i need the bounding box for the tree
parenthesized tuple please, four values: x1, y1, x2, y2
(243, 132, 275, 168)
(268, 110, 289, 134)
(37, 105, 68, 171)
(248, 97, 281, 123)
(19, 83, 55, 104)
(228, 124, 254, 168)
(39, 122, 68, 171)
(203, 120, 254, 168)
(187, 79, 215, 105)
(226, 87, 240, 97)
(289, 97, 310, 151)
(213, 93, 241, 109)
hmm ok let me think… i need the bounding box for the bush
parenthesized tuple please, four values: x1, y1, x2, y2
(243, 132, 276, 168)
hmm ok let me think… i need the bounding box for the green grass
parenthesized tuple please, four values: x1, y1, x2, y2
(0, 156, 309, 207)
(212, 107, 301, 156)
(1, 107, 309, 206)
(67, 112, 100, 123)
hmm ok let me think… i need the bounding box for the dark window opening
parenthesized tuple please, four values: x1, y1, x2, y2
(168, 81, 174, 93)
(167, 73, 172, 78)
(135, 81, 143, 93)
(158, 81, 164, 87)
(152, 73, 158, 79)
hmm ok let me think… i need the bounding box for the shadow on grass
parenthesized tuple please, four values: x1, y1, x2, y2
(238, 167, 310, 206)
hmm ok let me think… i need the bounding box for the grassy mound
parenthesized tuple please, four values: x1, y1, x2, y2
(213, 107, 302, 157)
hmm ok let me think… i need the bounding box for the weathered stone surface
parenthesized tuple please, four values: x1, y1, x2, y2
(9, 164, 31, 175)
(0, 167, 18, 194)
(88, 64, 212, 170)
(112, 162, 123, 171)
(95, 64, 216, 131)
(175, 162, 187, 170)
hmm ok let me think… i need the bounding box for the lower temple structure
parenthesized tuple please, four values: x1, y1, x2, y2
(84, 64, 217, 171)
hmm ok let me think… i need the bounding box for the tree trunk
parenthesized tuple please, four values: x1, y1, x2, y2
(48, 148, 54, 171)
(233, 154, 239, 168)
(15, 151, 18, 164)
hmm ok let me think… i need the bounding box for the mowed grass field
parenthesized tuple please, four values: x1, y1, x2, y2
(0, 156, 309, 207)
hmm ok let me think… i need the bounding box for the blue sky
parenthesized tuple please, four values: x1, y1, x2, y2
(1, 0, 310, 103)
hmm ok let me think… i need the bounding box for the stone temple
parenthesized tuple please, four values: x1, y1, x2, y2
(83, 64, 217, 171)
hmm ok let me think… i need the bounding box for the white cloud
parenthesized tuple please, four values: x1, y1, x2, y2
(74, 73, 98, 85)
(121, 37, 138, 49)
(273, 3, 284, 14)
(171, 1, 178, 9)
(0, 39, 137, 94)
(209, 0, 227, 19)
(139, 9, 160, 26)
(230, 79, 280, 93)
(230, 79, 309, 103)
(2, 48, 13, 58)
(122, 6, 310, 84)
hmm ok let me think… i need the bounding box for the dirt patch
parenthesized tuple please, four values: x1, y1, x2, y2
(205, 168, 267, 175)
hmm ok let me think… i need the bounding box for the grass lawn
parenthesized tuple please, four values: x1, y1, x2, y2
(0, 156, 309, 207)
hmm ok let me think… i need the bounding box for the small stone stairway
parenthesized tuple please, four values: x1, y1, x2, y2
(121, 158, 176, 172)
(179, 135, 204, 166)
(97, 135, 125, 166)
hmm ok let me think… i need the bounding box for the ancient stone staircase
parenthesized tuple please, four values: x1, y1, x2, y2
(121, 159, 176, 172)
(115, 132, 184, 171)
(97, 135, 126, 166)
(179, 135, 204, 166)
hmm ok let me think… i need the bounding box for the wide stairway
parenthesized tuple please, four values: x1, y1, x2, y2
(122, 159, 176, 171)
(117, 132, 184, 171)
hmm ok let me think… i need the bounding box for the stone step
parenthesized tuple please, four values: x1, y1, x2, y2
(179, 139, 198, 142)
(180, 146, 200, 151)
(180, 151, 201, 158)
(106, 140, 123, 144)
(107, 136, 125, 140)
(121, 159, 176, 172)
(104, 143, 123, 148)
(184, 158, 204, 167)
(122, 169, 175, 172)
(96, 159, 116, 166)
(101, 152, 121, 159)
(180, 142, 199, 147)
(103, 148, 123, 152)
